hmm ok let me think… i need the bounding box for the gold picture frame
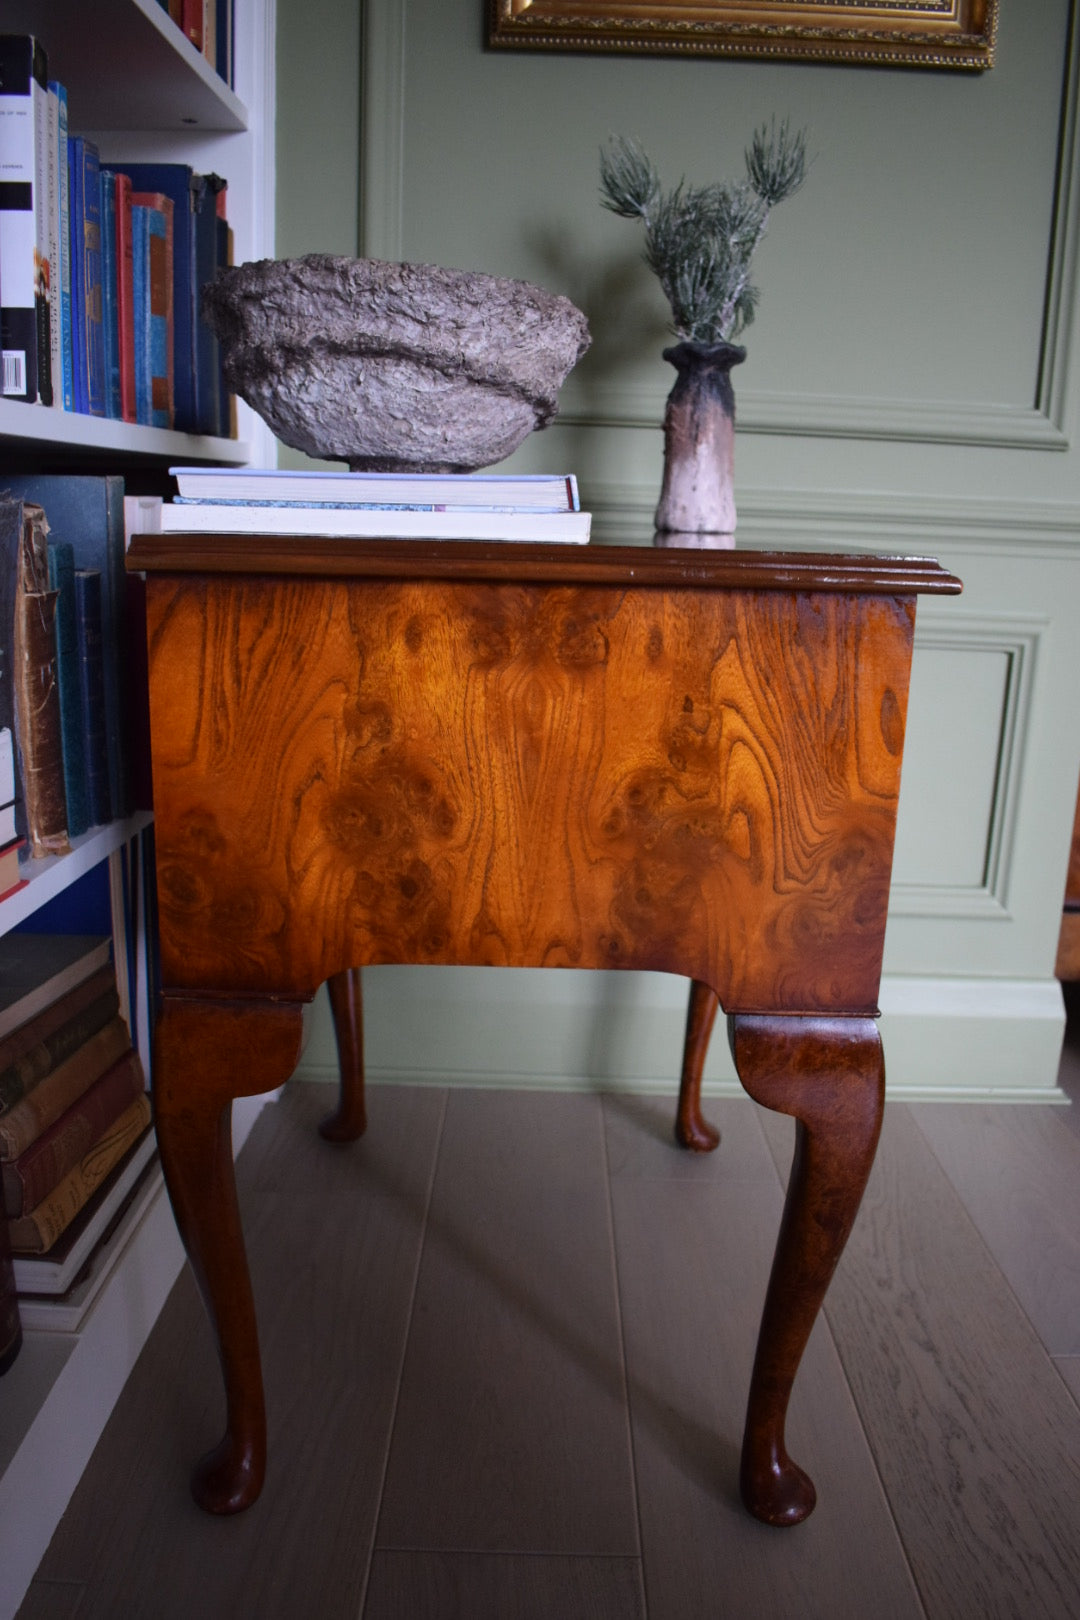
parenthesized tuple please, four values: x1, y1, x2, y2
(485, 2, 998, 70)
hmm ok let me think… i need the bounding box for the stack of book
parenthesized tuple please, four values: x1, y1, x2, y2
(0, 33, 232, 436)
(0, 934, 154, 1300)
(146, 466, 593, 543)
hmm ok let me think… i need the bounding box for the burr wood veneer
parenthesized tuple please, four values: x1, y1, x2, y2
(127, 535, 960, 1527)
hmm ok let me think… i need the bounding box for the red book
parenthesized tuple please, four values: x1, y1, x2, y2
(2, 1046, 145, 1217)
(113, 173, 136, 424)
(181, 0, 203, 49)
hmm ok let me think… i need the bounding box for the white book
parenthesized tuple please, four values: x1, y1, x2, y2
(159, 501, 592, 543)
(0, 728, 14, 803)
(168, 465, 581, 511)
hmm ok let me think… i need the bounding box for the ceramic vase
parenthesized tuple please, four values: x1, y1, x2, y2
(653, 339, 747, 548)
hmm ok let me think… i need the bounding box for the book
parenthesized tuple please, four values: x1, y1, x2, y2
(0, 1206, 20, 1373)
(16, 1146, 158, 1325)
(0, 837, 25, 901)
(168, 466, 581, 510)
(47, 541, 90, 838)
(74, 569, 111, 825)
(0, 727, 16, 844)
(195, 173, 226, 436)
(158, 502, 593, 543)
(111, 163, 212, 433)
(0, 34, 51, 404)
(0, 962, 118, 1115)
(131, 191, 174, 428)
(4, 1044, 144, 1216)
(68, 134, 105, 417)
(0, 505, 26, 848)
(13, 502, 69, 856)
(8, 1090, 151, 1252)
(0, 1012, 131, 1158)
(11, 1124, 155, 1293)
(99, 168, 121, 419)
(0, 932, 111, 1042)
(3, 476, 131, 821)
(43, 79, 61, 410)
(50, 79, 73, 412)
(113, 172, 136, 423)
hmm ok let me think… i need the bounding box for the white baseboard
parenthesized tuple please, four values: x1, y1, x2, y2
(292, 967, 1069, 1105)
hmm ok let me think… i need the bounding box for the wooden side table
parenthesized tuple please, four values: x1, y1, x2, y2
(127, 536, 960, 1526)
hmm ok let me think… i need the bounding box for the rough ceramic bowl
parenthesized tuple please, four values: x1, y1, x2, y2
(201, 254, 591, 471)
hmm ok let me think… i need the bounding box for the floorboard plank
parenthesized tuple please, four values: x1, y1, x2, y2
(27, 1083, 446, 1620)
(759, 1102, 1080, 1620)
(363, 1551, 645, 1620)
(375, 1089, 638, 1556)
(910, 1101, 1080, 1355)
(607, 1097, 925, 1620)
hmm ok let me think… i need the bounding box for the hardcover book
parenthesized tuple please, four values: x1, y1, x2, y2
(68, 134, 105, 417)
(0, 1013, 131, 1159)
(99, 169, 122, 419)
(159, 503, 592, 543)
(3, 1044, 144, 1216)
(0, 962, 118, 1116)
(168, 466, 581, 510)
(74, 569, 111, 826)
(132, 192, 174, 429)
(8, 1091, 151, 1253)
(0, 34, 51, 405)
(0, 933, 112, 1043)
(46, 540, 90, 838)
(113, 173, 136, 423)
(13, 504, 68, 856)
(50, 79, 72, 411)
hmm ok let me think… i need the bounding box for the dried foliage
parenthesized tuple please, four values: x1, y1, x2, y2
(599, 120, 808, 345)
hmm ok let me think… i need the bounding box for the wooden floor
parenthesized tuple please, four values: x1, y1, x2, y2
(18, 989, 1080, 1620)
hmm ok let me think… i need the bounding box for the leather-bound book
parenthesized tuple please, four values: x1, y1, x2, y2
(13, 506, 70, 857)
(0, 1210, 21, 1374)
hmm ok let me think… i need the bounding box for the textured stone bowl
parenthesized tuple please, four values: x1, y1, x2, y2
(201, 254, 591, 471)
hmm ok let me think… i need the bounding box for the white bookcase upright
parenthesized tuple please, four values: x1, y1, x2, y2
(0, 6, 276, 1614)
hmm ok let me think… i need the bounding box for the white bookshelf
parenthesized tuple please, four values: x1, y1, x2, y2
(0, 6, 277, 1615)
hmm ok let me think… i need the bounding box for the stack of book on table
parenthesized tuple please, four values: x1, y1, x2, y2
(140, 466, 592, 544)
(0, 934, 154, 1309)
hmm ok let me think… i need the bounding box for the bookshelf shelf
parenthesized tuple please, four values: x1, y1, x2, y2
(1, 814, 154, 934)
(1, 0, 247, 133)
(0, 399, 250, 468)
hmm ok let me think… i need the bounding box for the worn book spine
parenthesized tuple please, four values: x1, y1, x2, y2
(79, 137, 105, 418)
(47, 541, 90, 838)
(114, 173, 136, 423)
(100, 169, 121, 419)
(0, 971, 119, 1116)
(0, 1014, 131, 1160)
(74, 569, 112, 826)
(14, 507, 69, 856)
(3, 1046, 144, 1216)
(8, 1092, 151, 1254)
(0, 1213, 21, 1374)
(131, 193, 174, 429)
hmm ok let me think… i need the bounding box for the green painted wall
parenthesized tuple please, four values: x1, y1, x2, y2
(275, 0, 1080, 1099)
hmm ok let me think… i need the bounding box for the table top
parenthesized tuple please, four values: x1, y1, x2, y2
(127, 536, 963, 597)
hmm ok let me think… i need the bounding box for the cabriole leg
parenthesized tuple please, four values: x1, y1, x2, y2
(153, 994, 306, 1514)
(675, 979, 721, 1151)
(321, 967, 367, 1142)
(729, 1013, 884, 1526)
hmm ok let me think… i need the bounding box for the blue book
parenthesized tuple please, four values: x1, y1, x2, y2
(67, 135, 86, 413)
(46, 542, 90, 839)
(99, 169, 121, 419)
(50, 81, 73, 411)
(131, 205, 148, 425)
(73, 570, 111, 827)
(109, 163, 201, 432)
(2, 477, 130, 822)
(68, 135, 105, 416)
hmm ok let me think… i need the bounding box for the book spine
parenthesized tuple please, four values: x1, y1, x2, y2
(30, 40, 52, 406)
(67, 135, 86, 413)
(80, 140, 105, 417)
(0, 1015, 131, 1159)
(99, 169, 121, 419)
(47, 540, 90, 838)
(132, 205, 149, 425)
(13, 509, 69, 857)
(193, 175, 220, 435)
(143, 199, 174, 428)
(114, 174, 136, 423)
(7, 1092, 150, 1253)
(3, 1047, 144, 1217)
(74, 569, 112, 825)
(0, 976, 119, 1116)
(51, 81, 73, 411)
(0, 35, 45, 403)
(44, 81, 61, 408)
(114, 165, 196, 430)
(181, 0, 204, 51)
(0, 1213, 20, 1374)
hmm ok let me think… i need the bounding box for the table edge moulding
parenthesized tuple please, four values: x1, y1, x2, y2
(126, 534, 961, 1529)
